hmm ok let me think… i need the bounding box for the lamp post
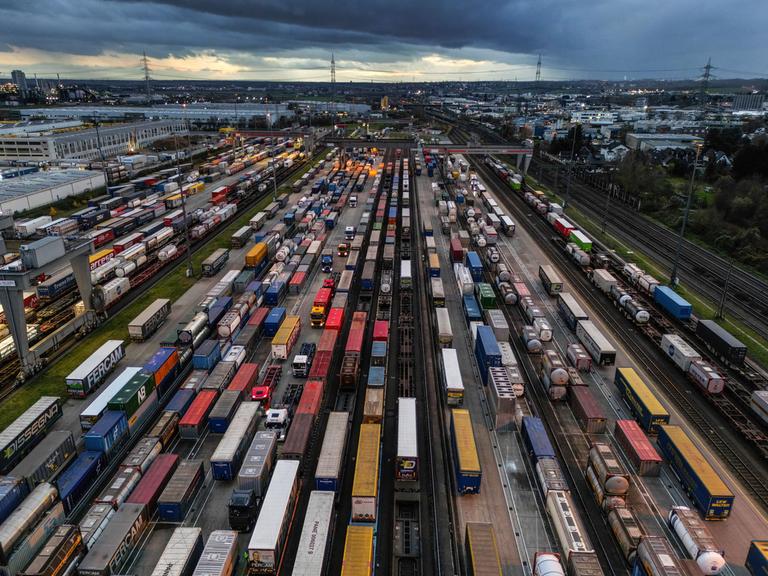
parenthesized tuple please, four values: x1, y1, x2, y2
(669, 143, 703, 287)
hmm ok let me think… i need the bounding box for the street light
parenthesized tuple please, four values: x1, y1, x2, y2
(669, 143, 703, 287)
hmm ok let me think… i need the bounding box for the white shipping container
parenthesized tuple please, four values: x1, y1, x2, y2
(292, 491, 335, 576)
(591, 269, 617, 293)
(660, 334, 701, 372)
(497, 341, 517, 368)
(315, 413, 348, 491)
(486, 309, 510, 341)
(192, 530, 237, 576)
(396, 398, 418, 481)
(151, 527, 203, 576)
(436, 307, 453, 347)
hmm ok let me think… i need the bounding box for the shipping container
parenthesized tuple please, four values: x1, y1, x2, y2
(107, 371, 156, 427)
(179, 391, 218, 439)
(464, 522, 503, 576)
(78, 503, 149, 576)
(351, 423, 381, 522)
(0, 398, 62, 474)
(746, 541, 768, 576)
(475, 326, 501, 386)
(55, 451, 104, 513)
(247, 460, 300, 574)
(129, 299, 172, 342)
(568, 386, 607, 434)
(209, 390, 242, 434)
(126, 453, 179, 514)
(143, 347, 180, 399)
(9, 431, 76, 492)
(450, 409, 481, 495)
(166, 389, 195, 417)
(78, 503, 114, 552)
(0, 477, 28, 527)
(83, 410, 129, 457)
(211, 402, 260, 481)
(315, 412, 348, 492)
(521, 416, 556, 460)
(660, 334, 701, 373)
(0, 500, 65, 576)
(18, 523, 84, 576)
(441, 348, 465, 406)
(121, 436, 162, 474)
(191, 530, 237, 576)
(633, 537, 686, 576)
(557, 293, 589, 331)
(396, 398, 418, 482)
(237, 432, 277, 497)
(657, 426, 734, 520)
(613, 420, 663, 477)
(150, 527, 204, 576)
(695, 319, 747, 367)
(282, 413, 314, 462)
(95, 467, 140, 510)
(158, 460, 205, 523)
(363, 388, 385, 425)
(653, 286, 692, 320)
(65, 340, 126, 398)
(340, 525, 373, 576)
(292, 491, 335, 576)
(193, 340, 221, 372)
(576, 320, 616, 366)
(614, 368, 670, 434)
(203, 361, 236, 392)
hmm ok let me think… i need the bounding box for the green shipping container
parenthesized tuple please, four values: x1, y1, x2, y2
(108, 372, 155, 419)
(476, 283, 497, 310)
(570, 230, 592, 252)
(372, 222, 382, 231)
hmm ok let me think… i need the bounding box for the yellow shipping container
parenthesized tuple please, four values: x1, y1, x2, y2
(452, 409, 480, 473)
(352, 423, 381, 499)
(616, 367, 668, 418)
(89, 248, 114, 266)
(341, 525, 374, 576)
(659, 425, 733, 498)
(245, 242, 267, 268)
(272, 316, 300, 346)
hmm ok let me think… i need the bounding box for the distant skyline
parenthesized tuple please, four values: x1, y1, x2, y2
(1, 0, 766, 83)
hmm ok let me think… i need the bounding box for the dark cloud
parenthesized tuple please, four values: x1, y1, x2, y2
(0, 0, 766, 79)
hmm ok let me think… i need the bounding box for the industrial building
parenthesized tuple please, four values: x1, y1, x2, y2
(0, 119, 188, 163)
(625, 132, 703, 151)
(0, 169, 105, 213)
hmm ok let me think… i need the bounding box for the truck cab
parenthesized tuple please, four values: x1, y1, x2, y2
(265, 408, 290, 442)
(349, 195, 358, 208)
(323, 273, 338, 295)
(321, 248, 334, 273)
(344, 226, 356, 241)
(292, 342, 316, 378)
(228, 489, 258, 532)
(337, 242, 350, 257)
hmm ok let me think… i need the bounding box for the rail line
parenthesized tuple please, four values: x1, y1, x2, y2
(461, 136, 768, 512)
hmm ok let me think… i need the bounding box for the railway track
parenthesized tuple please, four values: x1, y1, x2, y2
(0, 158, 314, 400)
(531, 155, 768, 338)
(463, 139, 768, 513)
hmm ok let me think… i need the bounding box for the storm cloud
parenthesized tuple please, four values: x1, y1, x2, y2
(0, 0, 765, 80)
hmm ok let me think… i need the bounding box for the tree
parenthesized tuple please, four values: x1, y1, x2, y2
(705, 127, 743, 156)
(732, 142, 768, 180)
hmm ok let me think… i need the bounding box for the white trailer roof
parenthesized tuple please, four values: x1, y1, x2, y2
(248, 460, 300, 551)
(397, 398, 418, 459)
(80, 367, 142, 419)
(151, 527, 202, 576)
(441, 349, 464, 393)
(65, 340, 124, 381)
(291, 491, 335, 575)
(315, 412, 348, 481)
(210, 403, 260, 462)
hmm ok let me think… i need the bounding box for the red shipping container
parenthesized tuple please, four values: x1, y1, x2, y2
(248, 306, 270, 330)
(317, 329, 338, 353)
(614, 419, 663, 477)
(126, 453, 179, 513)
(91, 229, 115, 248)
(289, 272, 306, 293)
(345, 312, 367, 355)
(554, 218, 575, 238)
(228, 362, 259, 400)
(296, 380, 324, 419)
(179, 390, 218, 439)
(325, 308, 345, 332)
(282, 413, 313, 461)
(373, 320, 389, 342)
(568, 386, 607, 434)
(512, 282, 530, 301)
(450, 238, 464, 263)
(308, 351, 332, 382)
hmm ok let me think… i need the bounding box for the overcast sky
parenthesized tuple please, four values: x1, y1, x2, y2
(1, 0, 766, 82)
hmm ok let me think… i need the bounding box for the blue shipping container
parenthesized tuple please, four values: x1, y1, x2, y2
(56, 451, 104, 513)
(463, 294, 482, 324)
(746, 541, 768, 576)
(208, 304, 227, 328)
(37, 272, 76, 299)
(166, 389, 195, 416)
(265, 281, 286, 306)
(0, 477, 29, 525)
(83, 411, 129, 456)
(193, 340, 221, 371)
(653, 286, 692, 320)
(521, 416, 556, 460)
(466, 252, 483, 282)
(474, 326, 502, 385)
(264, 307, 286, 337)
(368, 366, 386, 387)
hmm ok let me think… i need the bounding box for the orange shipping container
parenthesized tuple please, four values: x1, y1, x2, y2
(245, 242, 267, 268)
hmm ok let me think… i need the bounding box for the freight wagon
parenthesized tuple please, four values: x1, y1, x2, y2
(695, 319, 747, 367)
(78, 503, 114, 552)
(576, 320, 616, 366)
(396, 398, 418, 482)
(247, 460, 300, 574)
(55, 451, 104, 513)
(0, 397, 62, 474)
(121, 436, 162, 474)
(613, 419, 662, 477)
(129, 298, 172, 341)
(614, 367, 670, 434)
(539, 265, 563, 296)
(363, 388, 385, 425)
(179, 391, 218, 439)
(657, 426, 734, 520)
(557, 292, 589, 331)
(209, 391, 242, 434)
(292, 491, 335, 575)
(522, 416, 556, 461)
(126, 453, 179, 515)
(0, 483, 58, 568)
(282, 413, 314, 462)
(18, 523, 84, 576)
(315, 412, 348, 492)
(436, 308, 453, 347)
(0, 500, 66, 576)
(441, 349, 465, 406)
(450, 409, 481, 495)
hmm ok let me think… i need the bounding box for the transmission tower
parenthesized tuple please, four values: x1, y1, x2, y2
(330, 52, 336, 132)
(699, 57, 713, 105)
(142, 51, 152, 102)
(535, 54, 542, 83)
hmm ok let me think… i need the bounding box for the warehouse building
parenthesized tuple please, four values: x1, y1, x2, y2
(0, 119, 188, 162)
(0, 169, 105, 214)
(626, 133, 703, 151)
